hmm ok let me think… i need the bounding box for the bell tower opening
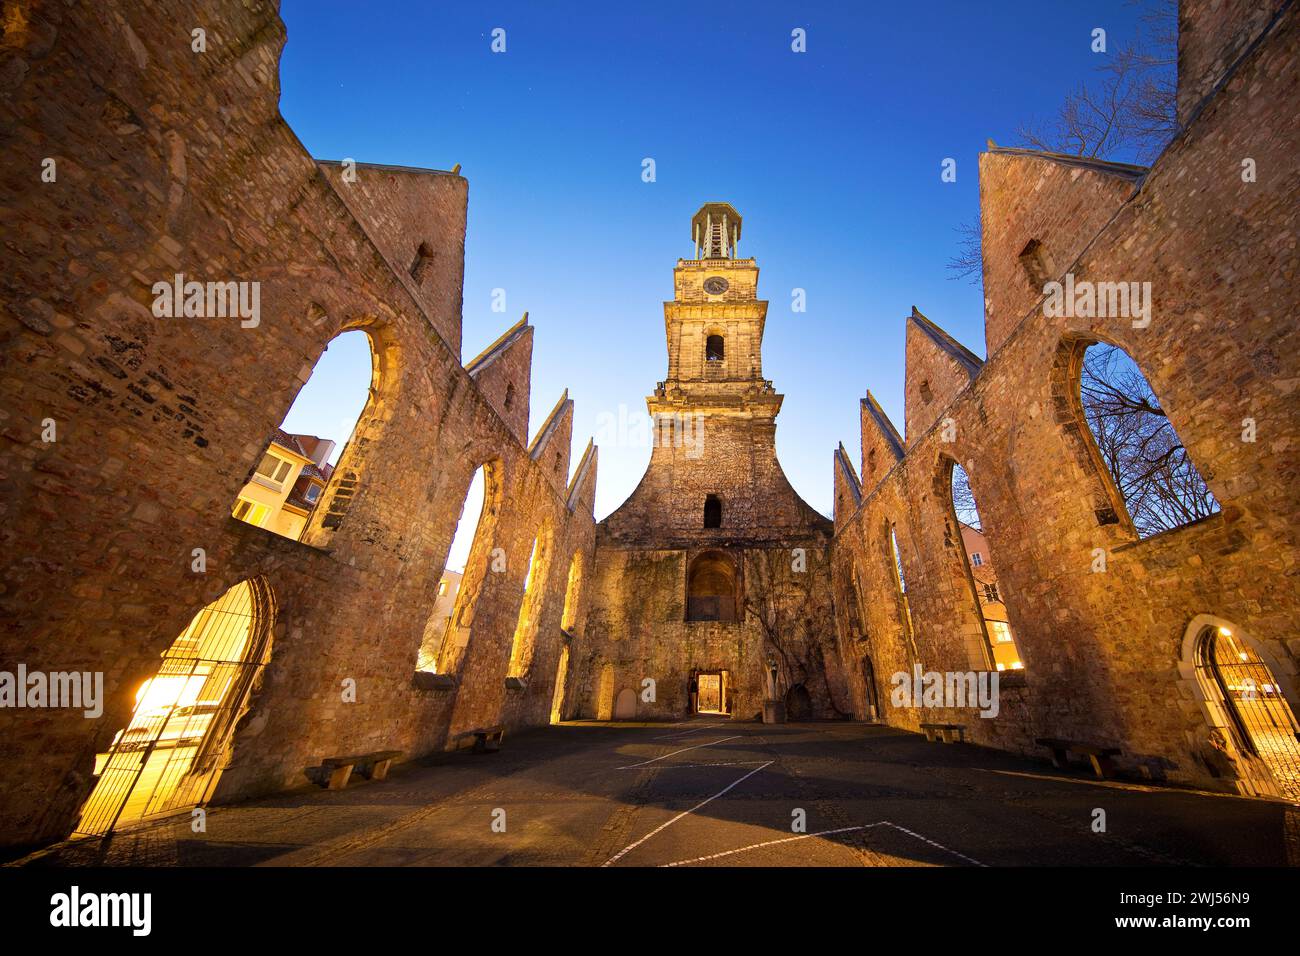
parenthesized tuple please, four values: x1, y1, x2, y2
(692, 201, 741, 260)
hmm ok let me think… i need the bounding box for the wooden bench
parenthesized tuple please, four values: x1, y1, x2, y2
(317, 750, 403, 790)
(920, 722, 965, 744)
(1036, 738, 1121, 779)
(453, 725, 504, 754)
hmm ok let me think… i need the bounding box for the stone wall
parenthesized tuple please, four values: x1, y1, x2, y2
(831, 4, 1299, 793)
(0, 0, 596, 848)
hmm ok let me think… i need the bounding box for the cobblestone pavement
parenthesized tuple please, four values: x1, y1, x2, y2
(15, 722, 1295, 867)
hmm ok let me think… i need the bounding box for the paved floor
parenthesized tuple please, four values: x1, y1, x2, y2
(20, 721, 1297, 867)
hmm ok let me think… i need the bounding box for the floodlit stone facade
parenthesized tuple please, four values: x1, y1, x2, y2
(830, 0, 1300, 797)
(0, 0, 596, 848)
(0, 0, 1295, 851)
(573, 204, 847, 724)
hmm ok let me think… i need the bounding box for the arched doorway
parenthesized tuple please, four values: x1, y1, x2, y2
(686, 550, 737, 622)
(861, 656, 879, 720)
(75, 578, 275, 836)
(785, 684, 813, 721)
(614, 688, 637, 720)
(1191, 621, 1300, 801)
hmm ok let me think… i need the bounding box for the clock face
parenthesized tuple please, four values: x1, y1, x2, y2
(703, 276, 729, 295)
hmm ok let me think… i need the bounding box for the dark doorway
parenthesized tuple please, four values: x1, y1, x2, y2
(862, 656, 879, 720)
(785, 683, 813, 721)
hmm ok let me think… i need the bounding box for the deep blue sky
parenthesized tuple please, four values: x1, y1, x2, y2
(276, 1, 1152, 519)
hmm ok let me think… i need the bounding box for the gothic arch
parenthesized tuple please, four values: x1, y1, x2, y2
(436, 458, 506, 676)
(299, 322, 393, 546)
(1179, 614, 1300, 800)
(686, 550, 738, 623)
(1049, 333, 1136, 535)
(74, 576, 276, 836)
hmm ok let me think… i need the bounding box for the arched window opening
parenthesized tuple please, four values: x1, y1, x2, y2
(706, 334, 725, 363)
(232, 329, 373, 542)
(1079, 342, 1220, 538)
(550, 644, 570, 724)
(508, 532, 551, 679)
(504, 382, 515, 410)
(1194, 624, 1300, 801)
(686, 550, 737, 623)
(888, 523, 918, 662)
(703, 494, 722, 529)
(424, 463, 503, 676)
(75, 578, 274, 836)
(560, 554, 583, 633)
(950, 462, 1023, 671)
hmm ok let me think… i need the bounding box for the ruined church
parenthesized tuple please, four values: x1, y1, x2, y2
(0, 0, 1297, 851)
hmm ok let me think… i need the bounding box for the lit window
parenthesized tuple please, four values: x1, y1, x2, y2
(987, 621, 1015, 644)
(255, 453, 293, 484)
(232, 498, 270, 527)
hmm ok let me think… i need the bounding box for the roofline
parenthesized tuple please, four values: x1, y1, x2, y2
(862, 390, 906, 461)
(465, 313, 530, 375)
(908, 306, 984, 376)
(984, 144, 1148, 181)
(529, 389, 571, 458)
(315, 158, 463, 178)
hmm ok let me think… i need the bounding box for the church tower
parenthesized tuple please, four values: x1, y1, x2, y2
(603, 202, 824, 545)
(580, 204, 843, 722)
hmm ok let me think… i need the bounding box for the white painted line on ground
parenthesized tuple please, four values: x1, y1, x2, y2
(882, 822, 987, 867)
(661, 825, 875, 867)
(617, 735, 740, 769)
(658, 820, 987, 868)
(602, 760, 774, 867)
(616, 760, 769, 771)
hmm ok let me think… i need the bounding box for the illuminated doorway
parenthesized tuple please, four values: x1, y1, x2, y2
(694, 670, 730, 715)
(75, 578, 274, 836)
(1195, 624, 1300, 801)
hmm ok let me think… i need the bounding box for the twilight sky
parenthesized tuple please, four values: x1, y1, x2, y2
(275, 0, 1152, 521)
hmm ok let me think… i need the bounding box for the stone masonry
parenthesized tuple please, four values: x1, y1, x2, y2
(0, 0, 596, 848)
(0, 0, 1296, 851)
(830, 0, 1299, 796)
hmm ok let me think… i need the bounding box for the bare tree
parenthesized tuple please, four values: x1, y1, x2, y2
(949, 1, 1177, 283)
(1017, 0, 1178, 163)
(946, 219, 983, 285)
(742, 553, 851, 718)
(1080, 343, 1220, 536)
(950, 462, 980, 531)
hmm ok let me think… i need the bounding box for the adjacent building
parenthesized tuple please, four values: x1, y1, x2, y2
(232, 430, 336, 540)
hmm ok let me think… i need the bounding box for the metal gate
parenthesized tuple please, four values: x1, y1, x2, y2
(1200, 626, 1300, 802)
(75, 577, 274, 836)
